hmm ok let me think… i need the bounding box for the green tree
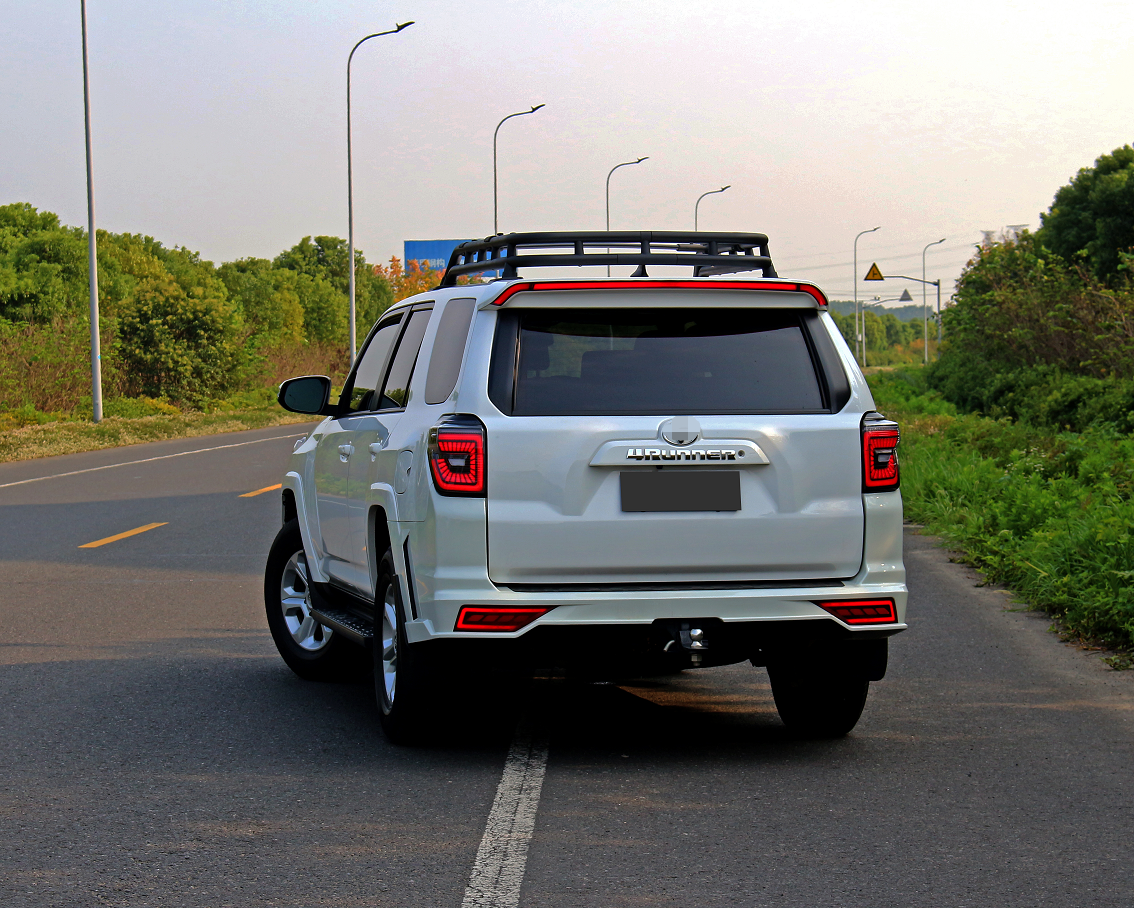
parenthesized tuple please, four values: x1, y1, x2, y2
(293, 272, 347, 344)
(0, 204, 89, 322)
(115, 277, 246, 402)
(828, 310, 854, 348)
(1038, 145, 1134, 283)
(935, 232, 1134, 398)
(217, 258, 305, 345)
(0, 203, 62, 254)
(274, 236, 392, 344)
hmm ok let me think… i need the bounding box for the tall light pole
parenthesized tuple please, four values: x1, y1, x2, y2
(80, 0, 102, 423)
(694, 185, 730, 231)
(493, 104, 544, 236)
(605, 156, 648, 276)
(347, 21, 414, 366)
(922, 237, 945, 364)
(853, 226, 881, 366)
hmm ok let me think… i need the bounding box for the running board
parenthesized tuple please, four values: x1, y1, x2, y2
(311, 606, 374, 646)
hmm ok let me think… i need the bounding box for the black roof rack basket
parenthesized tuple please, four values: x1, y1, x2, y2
(439, 231, 778, 287)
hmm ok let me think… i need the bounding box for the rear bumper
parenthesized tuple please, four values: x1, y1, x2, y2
(415, 616, 898, 677)
(405, 580, 907, 644)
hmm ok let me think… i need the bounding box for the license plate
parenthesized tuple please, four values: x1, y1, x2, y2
(620, 470, 741, 512)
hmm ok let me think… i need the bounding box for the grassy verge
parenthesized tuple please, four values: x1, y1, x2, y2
(0, 388, 315, 464)
(870, 367, 1134, 667)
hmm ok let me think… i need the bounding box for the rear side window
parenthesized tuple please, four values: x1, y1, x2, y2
(424, 298, 476, 404)
(494, 308, 827, 415)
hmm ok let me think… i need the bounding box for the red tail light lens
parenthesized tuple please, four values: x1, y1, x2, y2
(455, 606, 550, 632)
(429, 417, 485, 496)
(818, 599, 897, 625)
(862, 420, 900, 492)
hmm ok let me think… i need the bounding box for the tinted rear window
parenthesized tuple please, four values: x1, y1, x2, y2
(500, 308, 825, 415)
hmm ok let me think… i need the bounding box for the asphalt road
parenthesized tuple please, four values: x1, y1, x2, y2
(1, 426, 1131, 907)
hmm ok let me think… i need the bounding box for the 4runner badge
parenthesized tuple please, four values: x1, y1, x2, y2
(588, 438, 770, 467)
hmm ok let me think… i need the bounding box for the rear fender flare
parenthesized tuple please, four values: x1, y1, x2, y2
(367, 482, 399, 592)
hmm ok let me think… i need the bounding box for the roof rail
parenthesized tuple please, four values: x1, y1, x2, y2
(439, 231, 777, 287)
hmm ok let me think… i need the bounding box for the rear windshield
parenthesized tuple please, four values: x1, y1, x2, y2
(497, 308, 826, 415)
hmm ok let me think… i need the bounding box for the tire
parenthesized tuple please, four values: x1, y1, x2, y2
(264, 519, 356, 681)
(768, 662, 870, 739)
(374, 550, 435, 745)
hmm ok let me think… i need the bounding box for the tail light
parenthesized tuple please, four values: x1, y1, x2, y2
(455, 606, 550, 632)
(862, 412, 900, 492)
(818, 599, 897, 625)
(428, 415, 486, 496)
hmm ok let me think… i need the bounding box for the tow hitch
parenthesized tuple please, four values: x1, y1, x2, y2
(659, 620, 712, 666)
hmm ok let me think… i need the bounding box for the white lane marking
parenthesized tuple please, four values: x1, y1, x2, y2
(0, 434, 307, 490)
(462, 721, 549, 908)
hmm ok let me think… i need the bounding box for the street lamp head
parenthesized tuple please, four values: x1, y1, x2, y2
(636, 156, 649, 163)
(531, 103, 546, 112)
(721, 185, 731, 192)
(394, 21, 415, 31)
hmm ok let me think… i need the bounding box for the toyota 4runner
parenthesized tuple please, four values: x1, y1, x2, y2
(265, 231, 906, 742)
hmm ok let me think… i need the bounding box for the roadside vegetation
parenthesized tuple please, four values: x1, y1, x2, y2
(0, 203, 455, 459)
(827, 302, 937, 365)
(871, 144, 1134, 665)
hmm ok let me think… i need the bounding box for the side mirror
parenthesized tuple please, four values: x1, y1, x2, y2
(278, 375, 333, 415)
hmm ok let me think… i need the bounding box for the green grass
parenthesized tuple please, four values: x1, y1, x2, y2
(0, 388, 315, 463)
(870, 367, 1134, 660)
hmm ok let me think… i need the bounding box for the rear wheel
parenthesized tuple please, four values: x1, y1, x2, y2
(768, 663, 869, 738)
(264, 520, 356, 681)
(374, 550, 435, 744)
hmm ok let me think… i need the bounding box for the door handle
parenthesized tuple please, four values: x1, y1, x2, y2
(338, 443, 354, 461)
(368, 442, 384, 460)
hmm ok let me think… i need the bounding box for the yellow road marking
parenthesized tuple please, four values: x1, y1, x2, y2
(239, 483, 283, 498)
(79, 522, 168, 549)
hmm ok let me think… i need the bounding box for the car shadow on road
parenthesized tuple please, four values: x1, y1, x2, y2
(0, 636, 877, 787)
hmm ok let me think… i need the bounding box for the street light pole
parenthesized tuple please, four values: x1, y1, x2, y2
(80, 0, 102, 423)
(937, 282, 943, 347)
(922, 237, 945, 365)
(493, 104, 545, 236)
(605, 156, 648, 276)
(347, 21, 414, 366)
(694, 185, 730, 231)
(881, 273, 940, 363)
(853, 226, 881, 366)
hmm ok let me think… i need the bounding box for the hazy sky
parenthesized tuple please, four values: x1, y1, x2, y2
(3, 0, 1131, 302)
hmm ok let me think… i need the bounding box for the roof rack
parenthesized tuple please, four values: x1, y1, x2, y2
(439, 231, 778, 287)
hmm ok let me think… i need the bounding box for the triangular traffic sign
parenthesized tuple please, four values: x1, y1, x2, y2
(864, 262, 884, 281)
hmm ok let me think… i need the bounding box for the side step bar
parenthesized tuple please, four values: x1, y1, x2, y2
(311, 606, 374, 646)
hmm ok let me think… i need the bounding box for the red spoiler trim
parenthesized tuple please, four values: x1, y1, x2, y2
(487, 279, 828, 308)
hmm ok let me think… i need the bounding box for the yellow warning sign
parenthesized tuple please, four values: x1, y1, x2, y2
(864, 263, 885, 281)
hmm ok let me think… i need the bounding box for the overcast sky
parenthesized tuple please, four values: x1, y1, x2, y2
(3, 0, 1131, 302)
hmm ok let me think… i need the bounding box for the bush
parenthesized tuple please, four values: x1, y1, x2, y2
(943, 232, 1134, 379)
(0, 317, 126, 412)
(870, 370, 1134, 653)
(115, 277, 246, 404)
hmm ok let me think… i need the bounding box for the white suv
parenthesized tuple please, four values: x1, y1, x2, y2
(265, 232, 906, 742)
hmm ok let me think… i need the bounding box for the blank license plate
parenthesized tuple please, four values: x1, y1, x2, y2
(620, 471, 741, 512)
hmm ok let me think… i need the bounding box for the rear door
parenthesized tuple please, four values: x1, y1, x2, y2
(313, 312, 405, 589)
(484, 295, 863, 585)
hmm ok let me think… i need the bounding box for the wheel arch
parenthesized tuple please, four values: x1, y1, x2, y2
(281, 471, 328, 583)
(368, 503, 394, 594)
